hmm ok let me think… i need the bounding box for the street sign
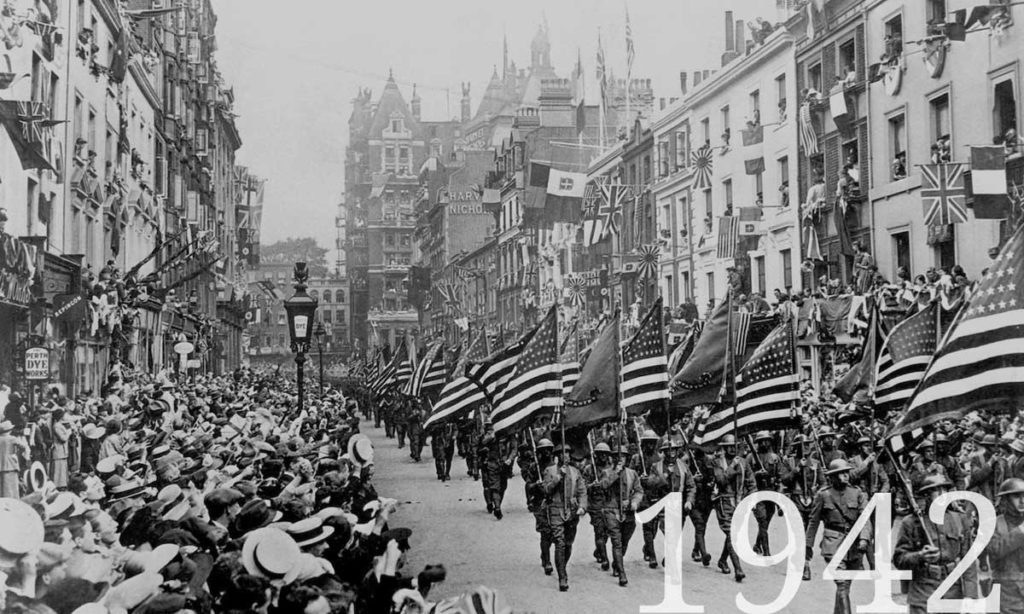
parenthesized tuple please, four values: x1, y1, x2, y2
(186, 359, 202, 369)
(173, 341, 194, 355)
(25, 347, 49, 380)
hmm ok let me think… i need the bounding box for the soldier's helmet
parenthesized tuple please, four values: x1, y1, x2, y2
(719, 434, 737, 447)
(754, 431, 772, 442)
(999, 478, 1024, 497)
(1010, 439, 1024, 455)
(617, 445, 631, 456)
(916, 474, 953, 495)
(824, 458, 854, 475)
(819, 427, 836, 438)
(918, 436, 935, 449)
(657, 437, 672, 451)
(640, 429, 660, 442)
(536, 438, 554, 450)
(593, 442, 612, 454)
(670, 436, 685, 449)
(856, 436, 871, 445)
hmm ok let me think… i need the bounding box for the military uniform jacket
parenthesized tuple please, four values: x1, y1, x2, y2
(747, 450, 782, 490)
(986, 511, 1024, 612)
(851, 453, 890, 494)
(894, 508, 979, 599)
(598, 465, 644, 515)
(582, 463, 608, 509)
(650, 458, 696, 509)
(713, 456, 756, 501)
(805, 485, 872, 561)
(542, 462, 587, 520)
(781, 455, 823, 507)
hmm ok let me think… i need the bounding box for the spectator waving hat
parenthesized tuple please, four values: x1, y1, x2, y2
(347, 434, 374, 469)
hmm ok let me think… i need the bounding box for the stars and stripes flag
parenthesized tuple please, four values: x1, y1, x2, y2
(717, 216, 740, 259)
(405, 341, 447, 398)
(491, 306, 562, 433)
(873, 302, 938, 415)
(886, 223, 1024, 442)
(920, 162, 968, 225)
(695, 319, 800, 445)
(424, 332, 489, 430)
(621, 298, 670, 415)
(691, 143, 714, 190)
(394, 335, 416, 389)
(560, 320, 580, 398)
(798, 102, 819, 156)
(465, 333, 532, 405)
(370, 353, 397, 397)
(637, 244, 660, 279)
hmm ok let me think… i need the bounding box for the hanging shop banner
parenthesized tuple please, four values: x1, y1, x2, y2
(53, 294, 87, 324)
(25, 347, 49, 380)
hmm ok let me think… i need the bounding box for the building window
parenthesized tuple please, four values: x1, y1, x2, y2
(338, 289, 345, 302)
(701, 117, 710, 145)
(322, 290, 332, 303)
(337, 308, 346, 322)
(808, 62, 822, 93)
(309, 290, 319, 301)
(642, 155, 651, 183)
(749, 90, 761, 125)
(776, 73, 787, 121)
(675, 130, 689, 169)
(936, 225, 956, 270)
(838, 39, 857, 84)
(927, 0, 946, 27)
(754, 255, 766, 294)
(780, 248, 792, 290)
(892, 231, 911, 275)
(323, 311, 332, 323)
(390, 118, 403, 132)
(658, 140, 669, 177)
(277, 313, 286, 326)
(703, 189, 713, 231)
(754, 172, 764, 206)
(994, 78, 1017, 143)
(706, 272, 715, 299)
(889, 112, 907, 180)
(87, 107, 97, 152)
(723, 179, 733, 213)
(720, 105, 731, 146)
(929, 93, 951, 163)
(884, 16, 904, 61)
(778, 156, 790, 207)
(279, 334, 286, 346)
(681, 272, 690, 300)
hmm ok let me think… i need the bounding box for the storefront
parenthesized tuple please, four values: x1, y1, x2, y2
(0, 232, 41, 390)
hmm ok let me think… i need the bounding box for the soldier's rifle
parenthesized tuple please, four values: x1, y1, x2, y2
(884, 446, 937, 547)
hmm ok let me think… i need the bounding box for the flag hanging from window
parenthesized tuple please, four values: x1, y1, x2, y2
(691, 143, 714, 190)
(741, 124, 764, 176)
(920, 162, 968, 225)
(798, 102, 819, 156)
(969, 146, 1009, 219)
(716, 216, 739, 259)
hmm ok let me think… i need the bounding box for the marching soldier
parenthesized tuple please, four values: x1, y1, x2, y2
(894, 474, 979, 614)
(687, 443, 716, 567)
(818, 427, 846, 466)
(584, 441, 611, 570)
(394, 398, 409, 448)
(850, 436, 889, 496)
(598, 444, 643, 587)
(782, 434, 823, 580)
(429, 423, 455, 480)
(986, 478, 1024, 612)
(540, 442, 587, 591)
(637, 429, 663, 568)
(522, 439, 554, 576)
(407, 400, 425, 461)
(748, 431, 783, 557)
(646, 436, 696, 568)
(477, 421, 513, 519)
(712, 434, 754, 582)
(806, 459, 872, 614)
(457, 418, 480, 479)
(934, 433, 967, 490)
(908, 436, 946, 489)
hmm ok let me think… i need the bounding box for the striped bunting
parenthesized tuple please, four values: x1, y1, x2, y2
(491, 306, 562, 433)
(717, 216, 739, 260)
(621, 298, 669, 414)
(696, 319, 800, 445)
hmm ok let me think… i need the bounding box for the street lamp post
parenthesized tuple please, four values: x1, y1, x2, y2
(314, 320, 326, 399)
(283, 262, 318, 414)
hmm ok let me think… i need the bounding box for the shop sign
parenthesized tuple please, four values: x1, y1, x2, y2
(25, 347, 49, 380)
(53, 294, 86, 324)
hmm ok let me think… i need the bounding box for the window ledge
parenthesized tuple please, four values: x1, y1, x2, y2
(869, 173, 921, 201)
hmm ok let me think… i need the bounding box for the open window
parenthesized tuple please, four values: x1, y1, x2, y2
(929, 92, 952, 163)
(808, 62, 823, 93)
(993, 78, 1017, 142)
(883, 15, 903, 63)
(838, 39, 857, 84)
(892, 230, 911, 275)
(888, 112, 907, 180)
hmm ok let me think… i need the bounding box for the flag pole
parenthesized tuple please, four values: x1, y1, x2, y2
(728, 289, 739, 438)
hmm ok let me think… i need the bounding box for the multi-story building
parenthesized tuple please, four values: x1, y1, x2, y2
(864, 0, 1014, 280)
(652, 10, 801, 310)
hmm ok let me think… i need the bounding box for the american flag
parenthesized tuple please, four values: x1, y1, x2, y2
(406, 341, 447, 398)
(370, 356, 397, 397)
(465, 333, 532, 404)
(695, 319, 800, 445)
(394, 335, 416, 390)
(637, 244, 660, 279)
(621, 298, 669, 414)
(560, 321, 580, 397)
(668, 321, 702, 376)
(887, 224, 1024, 441)
(798, 102, 819, 156)
(691, 143, 714, 190)
(491, 306, 562, 433)
(717, 216, 739, 259)
(424, 333, 488, 429)
(873, 302, 938, 415)
(920, 163, 968, 225)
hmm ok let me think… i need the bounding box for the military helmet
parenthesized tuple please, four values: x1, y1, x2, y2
(618, 445, 631, 455)
(856, 436, 871, 445)
(1011, 439, 1024, 456)
(824, 459, 854, 475)
(998, 477, 1024, 497)
(640, 429, 659, 442)
(916, 474, 953, 495)
(671, 436, 685, 449)
(536, 438, 554, 450)
(754, 431, 772, 442)
(819, 427, 836, 438)
(719, 434, 737, 447)
(918, 436, 935, 449)
(658, 437, 672, 451)
(593, 442, 612, 454)
(934, 433, 949, 444)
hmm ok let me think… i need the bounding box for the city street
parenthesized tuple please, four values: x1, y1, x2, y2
(369, 420, 885, 614)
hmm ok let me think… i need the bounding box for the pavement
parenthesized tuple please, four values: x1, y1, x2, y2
(367, 420, 886, 614)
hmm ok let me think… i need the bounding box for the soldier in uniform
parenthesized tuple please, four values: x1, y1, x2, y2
(894, 474, 979, 614)
(1002, 439, 1024, 482)
(986, 478, 1024, 613)
(968, 433, 1000, 501)
(429, 423, 456, 480)
(458, 418, 480, 479)
(908, 437, 947, 488)
(686, 443, 715, 567)
(782, 434, 823, 580)
(850, 436, 889, 496)
(934, 433, 967, 490)
(583, 441, 611, 570)
(406, 400, 425, 461)
(647, 436, 696, 568)
(637, 430, 663, 568)
(818, 427, 847, 466)
(598, 444, 643, 586)
(748, 431, 783, 556)
(478, 421, 511, 518)
(806, 459, 872, 614)
(712, 434, 754, 582)
(521, 438, 553, 576)
(394, 398, 409, 448)
(540, 442, 587, 591)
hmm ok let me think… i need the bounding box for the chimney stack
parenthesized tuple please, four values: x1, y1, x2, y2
(680, 71, 688, 96)
(660, 98, 666, 110)
(735, 21, 746, 55)
(694, 71, 703, 86)
(725, 11, 735, 52)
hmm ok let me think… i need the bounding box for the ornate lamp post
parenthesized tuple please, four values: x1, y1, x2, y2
(283, 263, 318, 413)
(313, 320, 326, 399)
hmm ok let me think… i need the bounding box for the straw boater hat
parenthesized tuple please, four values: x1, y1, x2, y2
(25, 461, 48, 493)
(347, 434, 374, 469)
(0, 498, 45, 555)
(241, 527, 302, 583)
(0, 420, 14, 434)
(285, 517, 335, 548)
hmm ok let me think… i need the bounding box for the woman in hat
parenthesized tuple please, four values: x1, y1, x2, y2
(50, 408, 71, 488)
(0, 420, 28, 498)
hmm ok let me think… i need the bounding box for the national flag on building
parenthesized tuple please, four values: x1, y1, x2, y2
(637, 244, 660, 279)
(970, 146, 1009, 219)
(920, 162, 968, 225)
(873, 302, 939, 415)
(691, 143, 714, 190)
(798, 102, 819, 156)
(599, 181, 628, 239)
(717, 215, 739, 259)
(596, 30, 608, 116)
(886, 223, 1024, 443)
(425, 332, 488, 429)
(491, 306, 562, 433)
(621, 298, 670, 415)
(625, 7, 636, 80)
(695, 319, 800, 445)
(741, 124, 765, 176)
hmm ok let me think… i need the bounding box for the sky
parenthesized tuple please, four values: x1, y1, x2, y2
(212, 0, 780, 260)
